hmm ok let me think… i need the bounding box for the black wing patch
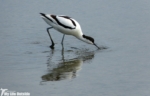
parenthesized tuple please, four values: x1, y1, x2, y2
(59, 16, 76, 27)
(51, 15, 76, 29)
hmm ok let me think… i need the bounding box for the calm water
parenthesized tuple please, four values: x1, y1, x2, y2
(0, 0, 150, 96)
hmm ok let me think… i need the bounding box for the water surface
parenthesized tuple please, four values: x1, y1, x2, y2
(0, 0, 150, 96)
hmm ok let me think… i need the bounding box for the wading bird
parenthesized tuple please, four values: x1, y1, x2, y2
(40, 13, 100, 49)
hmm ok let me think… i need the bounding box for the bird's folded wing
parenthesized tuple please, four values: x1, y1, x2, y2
(56, 15, 76, 29)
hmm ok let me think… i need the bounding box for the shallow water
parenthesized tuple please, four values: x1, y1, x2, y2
(0, 0, 150, 96)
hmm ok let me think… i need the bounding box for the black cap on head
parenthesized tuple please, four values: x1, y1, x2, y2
(82, 35, 94, 43)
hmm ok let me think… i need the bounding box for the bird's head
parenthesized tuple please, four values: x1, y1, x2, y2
(82, 35, 100, 49)
(82, 35, 94, 44)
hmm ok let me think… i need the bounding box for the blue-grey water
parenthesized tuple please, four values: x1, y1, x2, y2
(0, 0, 150, 96)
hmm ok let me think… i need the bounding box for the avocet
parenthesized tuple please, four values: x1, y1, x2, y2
(40, 13, 100, 49)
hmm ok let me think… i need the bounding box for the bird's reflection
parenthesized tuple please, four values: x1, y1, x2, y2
(42, 59, 83, 81)
(41, 47, 95, 82)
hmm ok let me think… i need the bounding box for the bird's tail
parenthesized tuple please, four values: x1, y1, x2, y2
(40, 13, 54, 26)
(40, 13, 47, 18)
(40, 13, 45, 16)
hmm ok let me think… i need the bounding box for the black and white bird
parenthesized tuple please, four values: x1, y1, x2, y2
(40, 13, 100, 49)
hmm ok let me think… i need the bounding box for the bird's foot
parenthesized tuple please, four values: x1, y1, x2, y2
(50, 45, 54, 49)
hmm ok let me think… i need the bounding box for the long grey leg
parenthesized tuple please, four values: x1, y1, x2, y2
(61, 34, 65, 49)
(61, 34, 65, 45)
(47, 27, 54, 49)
